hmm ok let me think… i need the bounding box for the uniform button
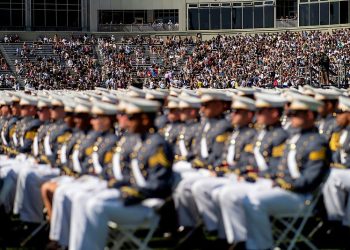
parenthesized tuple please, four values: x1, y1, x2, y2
(263, 151, 268, 157)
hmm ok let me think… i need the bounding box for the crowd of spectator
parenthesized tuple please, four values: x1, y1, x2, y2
(2, 34, 21, 43)
(14, 35, 100, 90)
(0, 29, 350, 90)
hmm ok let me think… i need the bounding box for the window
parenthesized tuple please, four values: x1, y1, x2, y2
(188, 8, 199, 30)
(243, 6, 253, 28)
(299, 4, 310, 26)
(0, 0, 25, 29)
(320, 2, 329, 25)
(32, 0, 81, 30)
(210, 7, 221, 29)
(310, 3, 319, 25)
(254, 6, 264, 28)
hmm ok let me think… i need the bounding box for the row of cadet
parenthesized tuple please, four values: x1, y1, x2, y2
(0, 85, 349, 250)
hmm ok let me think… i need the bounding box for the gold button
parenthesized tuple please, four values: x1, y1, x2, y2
(93, 146, 98, 151)
(256, 141, 261, 147)
(290, 144, 296, 150)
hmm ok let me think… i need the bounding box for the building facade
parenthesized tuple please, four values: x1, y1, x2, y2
(0, 0, 348, 32)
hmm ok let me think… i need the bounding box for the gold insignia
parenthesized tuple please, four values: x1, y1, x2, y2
(192, 158, 205, 168)
(148, 147, 171, 168)
(25, 131, 37, 140)
(85, 146, 94, 156)
(272, 144, 285, 157)
(329, 132, 340, 151)
(104, 151, 113, 164)
(275, 178, 292, 190)
(57, 132, 72, 144)
(9, 126, 16, 137)
(331, 163, 346, 169)
(309, 147, 326, 161)
(216, 133, 229, 143)
(244, 144, 254, 153)
(121, 186, 140, 197)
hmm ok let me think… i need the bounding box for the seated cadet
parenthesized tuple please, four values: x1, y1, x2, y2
(12, 97, 77, 224)
(162, 96, 183, 145)
(0, 95, 12, 153)
(145, 89, 168, 130)
(323, 96, 350, 228)
(0, 95, 42, 213)
(41, 100, 92, 220)
(314, 88, 339, 141)
(69, 97, 173, 250)
(189, 96, 257, 241)
(173, 89, 231, 234)
(0, 93, 21, 156)
(48, 101, 119, 248)
(216, 92, 288, 246)
(172, 95, 201, 171)
(243, 94, 330, 250)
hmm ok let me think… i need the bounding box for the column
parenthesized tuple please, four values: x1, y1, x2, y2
(25, 0, 31, 30)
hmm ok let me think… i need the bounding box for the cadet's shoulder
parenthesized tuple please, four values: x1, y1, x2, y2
(214, 118, 231, 131)
(28, 118, 42, 127)
(305, 131, 328, 147)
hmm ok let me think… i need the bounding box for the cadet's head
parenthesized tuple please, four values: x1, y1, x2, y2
(201, 100, 226, 118)
(1, 105, 10, 116)
(314, 90, 339, 118)
(37, 99, 52, 121)
(125, 99, 160, 133)
(178, 97, 201, 121)
(116, 102, 128, 130)
(73, 102, 92, 131)
(335, 96, 350, 127)
(50, 98, 65, 121)
(288, 95, 321, 129)
(19, 96, 37, 117)
(199, 90, 230, 118)
(90, 102, 117, 132)
(74, 113, 91, 130)
(165, 97, 181, 122)
(37, 107, 51, 121)
(63, 103, 75, 128)
(231, 97, 255, 127)
(11, 101, 21, 116)
(255, 93, 286, 126)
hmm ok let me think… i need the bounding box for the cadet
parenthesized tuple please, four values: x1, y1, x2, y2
(12, 96, 75, 224)
(162, 96, 183, 146)
(243, 94, 330, 250)
(69, 97, 174, 250)
(190, 96, 256, 241)
(323, 96, 350, 227)
(173, 95, 201, 167)
(0, 94, 41, 213)
(1, 94, 21, 155)
(0, 95, 12, 152)
(13, 95, 42, 154)
(217, 92, 288, 246)
(173, 89, 232, 232)
(41, 100, 92, 220)
(314, 89, 339, 141)
(48, 101, 119, 248)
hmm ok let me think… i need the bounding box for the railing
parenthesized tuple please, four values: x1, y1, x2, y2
(98, 24, 180, 32)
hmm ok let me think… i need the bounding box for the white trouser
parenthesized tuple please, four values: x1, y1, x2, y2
(173, 169, 211, 227)
(323, 168, 350, 226)
(218, 179, 273, 244)
(0, 160, 29, 212)
(72, 189, 158, 250)
(50, 175, 106, 246)
(243, 187, 310, 250)
(191, 175, 238, 237)
(13, 164, 59, 223)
